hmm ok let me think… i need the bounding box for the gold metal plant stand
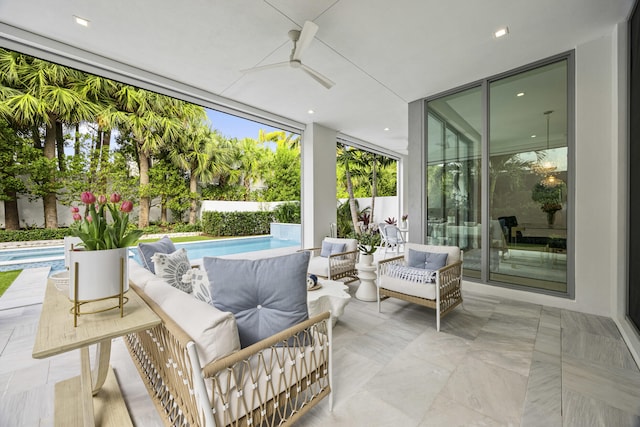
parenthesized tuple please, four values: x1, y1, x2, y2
(72, 257, 128, 327)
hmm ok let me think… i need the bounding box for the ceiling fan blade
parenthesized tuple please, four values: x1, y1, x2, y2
(300, 64, 335, 89)
(240, 61, 289, 74)
(292, 21, 318, 61)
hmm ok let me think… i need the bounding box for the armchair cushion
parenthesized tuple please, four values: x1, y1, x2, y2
(320, 241, 346, 257)
(407, 249, 448, 270)
(386, 263, 437, 284)
(144, 279, 240, 366)
(404, 243, 461, 264)
(203, 251, 310, 348)
(323, 237, 358, 253)
(137, 236, 176, 273)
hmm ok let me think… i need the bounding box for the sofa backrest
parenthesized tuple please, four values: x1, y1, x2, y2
(323, 237, 358, 253)
(404, 243, 461, 265)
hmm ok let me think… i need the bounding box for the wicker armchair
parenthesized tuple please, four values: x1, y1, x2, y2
(377, 243, 463, 331)
(304, 237, 359, 282)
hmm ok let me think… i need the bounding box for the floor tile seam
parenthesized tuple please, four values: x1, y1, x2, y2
(423, 393, 504, 427)
(0, 301, 44, 312)
(562, 353, 640, 381)
(560, 342, 640, 419)
(561, 373, 640, 417)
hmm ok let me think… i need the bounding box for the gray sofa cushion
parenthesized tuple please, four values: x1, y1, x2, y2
(137, 236, 176, 273)
(407, 248, 448, 270)
(203, 251, 310, 348)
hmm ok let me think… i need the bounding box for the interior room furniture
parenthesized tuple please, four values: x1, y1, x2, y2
(126, 259, 333, 427)
(445, 223, 480, 250)
(304, 237, 359, 281)
(377, 243, 463, 331)
(32, 279, 161, 426)
(307, 278, 352, 325)
(498, 215, 521, 243)
(355, 262, 378, 301)
(490, 219, 510, 268)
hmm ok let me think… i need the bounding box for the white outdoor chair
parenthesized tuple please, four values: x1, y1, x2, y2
(378, 223, 390, 248)
(383, 224, 406, 254)
(304, 237, 359, 282)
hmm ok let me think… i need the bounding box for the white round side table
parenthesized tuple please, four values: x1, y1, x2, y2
(355, 263, 378, 301)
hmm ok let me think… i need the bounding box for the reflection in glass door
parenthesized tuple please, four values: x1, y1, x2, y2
(426, 86, 482, 278)
(424, 57, 570, 293)
(488, 61, 568, 292)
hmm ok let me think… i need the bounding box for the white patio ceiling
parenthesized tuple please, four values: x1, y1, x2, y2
(0, 0, 634, 154)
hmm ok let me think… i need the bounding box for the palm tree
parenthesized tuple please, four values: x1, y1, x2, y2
(336, 144, 360, 233)
(237, 137, 268, 200)
(0, 49, 99, 228)
(106, 86, 183, 227)
(169, 119, 230, 224)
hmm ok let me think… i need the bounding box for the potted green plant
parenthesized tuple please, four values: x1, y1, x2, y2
(356, 229, 381, 265)
(531, 182, 566, 226)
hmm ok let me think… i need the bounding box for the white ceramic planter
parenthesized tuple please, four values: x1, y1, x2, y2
(69, 247, 129, 301)
(360, 253, 374, 266)
(64, 236, 83, 269)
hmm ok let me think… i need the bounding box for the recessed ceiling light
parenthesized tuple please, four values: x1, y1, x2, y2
(384, 127, 390, 131)
(73, 15, 90, 27)
(531, 135, 537, 138)
(307, 109, 315, 114)
(517, 92, 525, 97)
(494, 27, 509, 38)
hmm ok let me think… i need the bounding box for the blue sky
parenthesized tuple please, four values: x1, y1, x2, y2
(206, 109, 283, 140)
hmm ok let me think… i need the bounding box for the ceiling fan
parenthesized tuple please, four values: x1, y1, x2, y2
(242, 21, 335, 89)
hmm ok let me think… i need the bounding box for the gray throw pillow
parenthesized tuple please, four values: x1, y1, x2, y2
(203, 251, 310, 348)
(138, 236, 176, 273)
(320, 241, 346, 257)
(407, 249, 448, 270)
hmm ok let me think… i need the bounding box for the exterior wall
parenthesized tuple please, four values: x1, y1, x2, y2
(200, 200, 289, 216)
(339, 196, 402, 226)
(1, 197, 167, 228)
(410, 28, 626, 322)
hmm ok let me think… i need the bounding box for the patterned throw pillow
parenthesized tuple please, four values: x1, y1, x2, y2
(183, 268, 212, 304)
(151, 248, 192, 293)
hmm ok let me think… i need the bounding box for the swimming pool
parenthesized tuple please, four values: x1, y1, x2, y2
(0, 236, 301, 274)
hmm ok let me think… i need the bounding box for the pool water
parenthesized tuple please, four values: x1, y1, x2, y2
(0, 236, 300, 274)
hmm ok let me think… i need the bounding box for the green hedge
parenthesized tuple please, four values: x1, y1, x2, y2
(201, 211, 274, 236)
(0, 228, 72, 242)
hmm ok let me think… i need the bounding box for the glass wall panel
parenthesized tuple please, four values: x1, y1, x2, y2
(488, 60, 568, 292)
(426, 86, 482, 277)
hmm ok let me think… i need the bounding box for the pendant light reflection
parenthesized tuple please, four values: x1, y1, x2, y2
(536, 110, 563, 188)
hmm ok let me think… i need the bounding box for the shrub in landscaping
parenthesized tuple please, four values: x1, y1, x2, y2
(201, 211, 274, 236)
(0, 228, 72, 242)
(272, 201, 301, 224)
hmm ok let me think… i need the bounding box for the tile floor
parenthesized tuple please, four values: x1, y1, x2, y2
(1, 267, 639, 426)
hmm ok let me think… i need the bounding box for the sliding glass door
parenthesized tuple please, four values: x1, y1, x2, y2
(426, 86, 482, 278)
(425, 56, 571, 293)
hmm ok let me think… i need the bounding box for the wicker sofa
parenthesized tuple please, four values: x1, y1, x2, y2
(125, 259, 332, 427)
(377, 243, 463, 331)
